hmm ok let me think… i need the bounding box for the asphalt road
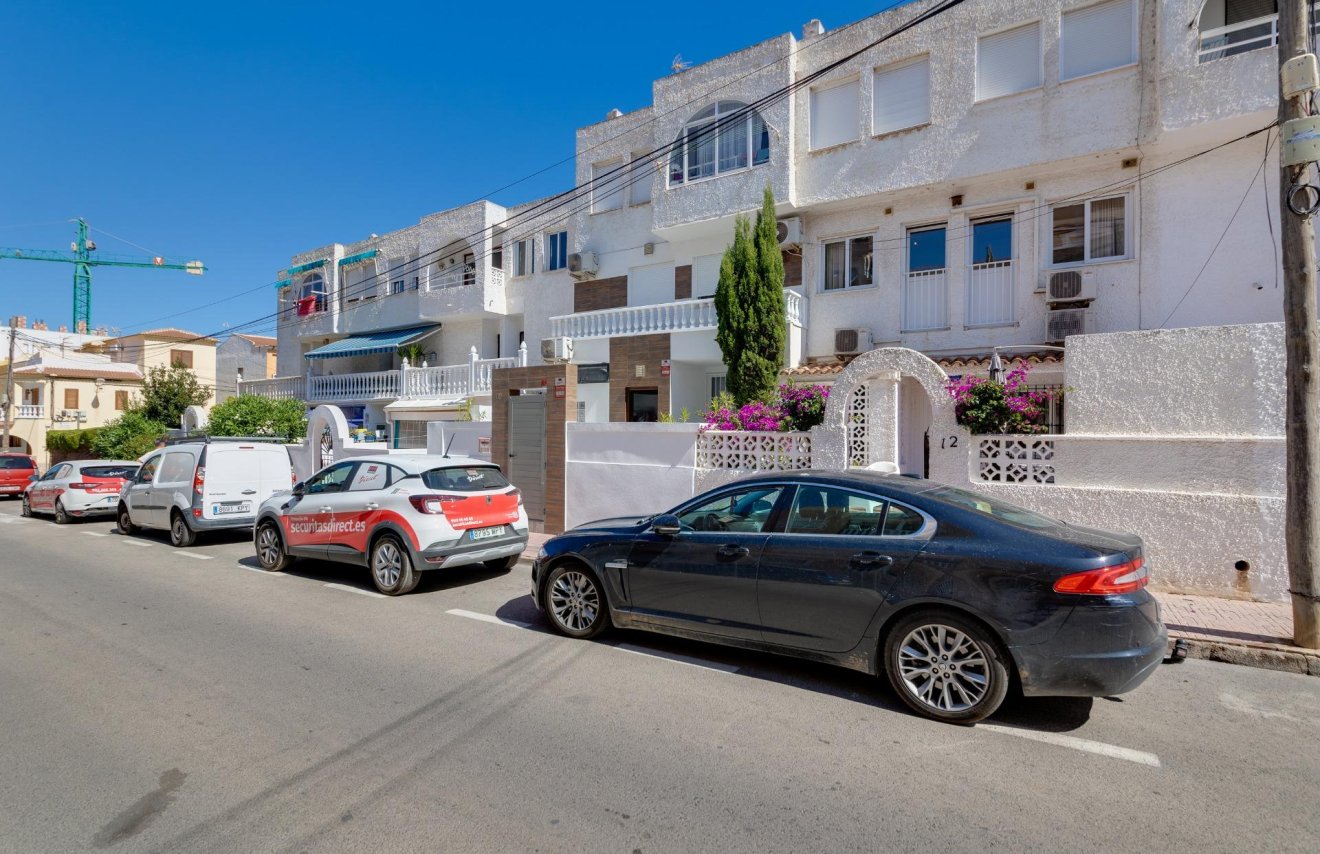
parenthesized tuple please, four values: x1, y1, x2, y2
(0, 503, 1317, 854)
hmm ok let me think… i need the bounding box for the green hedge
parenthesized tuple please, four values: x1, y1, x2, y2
(45, 427, 102, 455)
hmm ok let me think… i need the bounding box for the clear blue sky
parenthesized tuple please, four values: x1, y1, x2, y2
(0, 1, 909, 339)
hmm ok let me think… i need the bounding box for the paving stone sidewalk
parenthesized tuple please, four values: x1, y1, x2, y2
(1153, 590, 1320, 677)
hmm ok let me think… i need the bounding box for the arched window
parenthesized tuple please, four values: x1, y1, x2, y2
(297, 272, 325, 315)
(668, 101, 770, 186)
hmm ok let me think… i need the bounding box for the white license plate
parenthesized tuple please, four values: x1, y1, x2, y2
(213, 503, 251, 516)
(469, 525, 505, 541)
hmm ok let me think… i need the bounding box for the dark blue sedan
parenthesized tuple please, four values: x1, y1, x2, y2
(531, 470, 1166, 724)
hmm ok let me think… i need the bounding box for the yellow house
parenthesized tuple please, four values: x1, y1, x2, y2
(87, 328, 220, 405)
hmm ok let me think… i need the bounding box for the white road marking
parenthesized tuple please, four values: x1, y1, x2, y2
(0, 515, 34, 524)
(236, 564, 287, 576)
(80, 531, 111, 538)
(614, 643, 741, 674)
(175, 551, 214, 561)
(323, 583, 386, 599)
(446, 609, 532, 629)
(118, 539, 153, 548)
(978, 724, 1161, 767)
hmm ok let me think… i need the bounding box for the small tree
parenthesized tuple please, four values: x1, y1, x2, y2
(91, 411, 167, 460)
(715, 186, 786, 405)
(137, 363, 212, 427)
(208, 396, 308, 441)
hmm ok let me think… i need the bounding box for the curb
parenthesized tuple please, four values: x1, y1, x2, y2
(1168, 636, 1320, 677)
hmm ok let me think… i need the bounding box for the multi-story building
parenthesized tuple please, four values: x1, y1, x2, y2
(253, 0, 1286, 463)
(215, 333, 277, 402)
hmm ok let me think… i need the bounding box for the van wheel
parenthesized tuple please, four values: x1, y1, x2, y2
(117, 504, 136, 535)
(255, 521, 294, 572)
(370, 534, 417, 596)
(53, 500, 71, 525)
(170, 512, 197, 548)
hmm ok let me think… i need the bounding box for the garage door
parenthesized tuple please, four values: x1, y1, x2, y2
(507, 394, 547, 522)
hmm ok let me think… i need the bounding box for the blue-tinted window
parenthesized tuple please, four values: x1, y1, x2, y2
(907, 227, 946, 272)
(971, 218, 1013, 264)
(547, 231, 568, 271)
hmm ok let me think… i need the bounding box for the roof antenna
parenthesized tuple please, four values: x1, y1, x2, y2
(442, 432, 457, 458)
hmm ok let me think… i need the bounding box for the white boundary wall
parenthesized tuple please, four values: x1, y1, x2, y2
(564, 423, 701, 529)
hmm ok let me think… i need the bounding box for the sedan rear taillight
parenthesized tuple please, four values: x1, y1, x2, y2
(68, 482, 91, 491)
(1053, 557, 1148, 595)
(408, 494, 463, 515)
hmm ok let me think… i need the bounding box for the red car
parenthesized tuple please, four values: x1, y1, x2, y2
(0, 453, 39, 499)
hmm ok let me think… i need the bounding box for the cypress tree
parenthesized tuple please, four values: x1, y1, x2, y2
(715, 186, 786, 404)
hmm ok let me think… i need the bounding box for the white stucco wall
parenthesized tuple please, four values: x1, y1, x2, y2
(564, 423, 700, 529)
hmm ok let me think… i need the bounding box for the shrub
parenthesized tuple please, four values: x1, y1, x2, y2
(946, 364, 1059, 435)
(90, 411, 168, 460)
(45, 427, 102, 455)
(208, 395, 308, 441)
(701, 383, 830, 432)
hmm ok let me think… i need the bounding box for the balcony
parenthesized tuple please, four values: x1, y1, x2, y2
(549, 290, 805, 339)
(1198, 5, 1320, 63)
(236, 375, 302, 401)
(16, 404, 44, 419)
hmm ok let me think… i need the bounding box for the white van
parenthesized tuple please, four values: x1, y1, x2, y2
(118, 440, 294, 547)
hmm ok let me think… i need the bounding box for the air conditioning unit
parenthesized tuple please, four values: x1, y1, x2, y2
(776, 216, 803, 248)
(1046, 308, 1092, 343)
(834, 327, 872, 356)
(1044, 269, 1097, 304)
(568, 251, 598, 280)
(541, 336, 574, 363)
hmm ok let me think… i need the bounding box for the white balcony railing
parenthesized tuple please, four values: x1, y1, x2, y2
(1198, 7, 1320, 63)
(16, 404, 44, 419)
(308, 370, 402, 401)
(966, 260, 1014, 327)
(237, 375, 302, 401)
(474, 356, 519, 393)
(551, 291, 805, 340)
(902, 269, 947, 332)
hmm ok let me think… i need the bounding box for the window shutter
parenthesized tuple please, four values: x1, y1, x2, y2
(810, 79, 859, 150)
(873, 56, 931, 135)
(629, 153, 653, 205)
(1062, 0, 1135, 80)
(691, 254, 723, 298)
(592, 160, 624, 212)
(976, 22, 1041, 100)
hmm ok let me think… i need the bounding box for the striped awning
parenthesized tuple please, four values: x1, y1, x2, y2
(274, 278, 293, 289)
(303, 325, 438, 360)
(338, 249, 380, 267)
(286, 259, 327, 276)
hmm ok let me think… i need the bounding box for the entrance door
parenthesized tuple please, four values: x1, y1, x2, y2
(626, 388, 658, 422)
(507, 393, 547, 523)
(898, 377, 932, 477)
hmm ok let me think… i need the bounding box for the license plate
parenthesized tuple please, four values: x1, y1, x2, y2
(212, 502, 251, 515)
(469, 525, 505, 541)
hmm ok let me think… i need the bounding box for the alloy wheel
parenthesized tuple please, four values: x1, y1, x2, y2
(373, 541, 402, 589)
(896, 623, 990, 714)
(549, 570, 600, 633)
(257, 525, 283, 568)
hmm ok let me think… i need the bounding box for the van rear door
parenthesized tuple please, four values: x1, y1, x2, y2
(255, 445, 294, 506)
(199, 444, 265, 522)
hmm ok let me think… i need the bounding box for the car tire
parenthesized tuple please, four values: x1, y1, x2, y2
(255, 520, 294, 572)
(53, 499, 70, 525)
(483, 555, 520, 573)
(169, 512, 197, 548)
(369, 534, 417, 596)
(542, 563, 611, 639)
(20, 494, 32, 517)
(117, 504, 136, 535)
(884, 609, 1010, 725)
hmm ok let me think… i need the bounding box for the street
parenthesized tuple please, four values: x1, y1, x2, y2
(1, 506, 1317, 854)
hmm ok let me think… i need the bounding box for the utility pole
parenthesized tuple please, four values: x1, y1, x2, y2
(2, 326, 16, 452)
(1279, 0, 1320, 648)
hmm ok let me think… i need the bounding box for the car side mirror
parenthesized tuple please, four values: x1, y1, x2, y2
(651, 513, 682, 537)
(292, 482, 306, 497)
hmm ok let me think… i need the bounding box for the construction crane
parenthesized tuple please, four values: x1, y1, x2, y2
(0, 218, 205, 332)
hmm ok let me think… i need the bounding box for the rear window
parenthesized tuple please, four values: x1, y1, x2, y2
(420, 466, 510, 492)
(0, 456, 34, 470)
(81, 465, 139, 479)
(927, 486, 1060, 530)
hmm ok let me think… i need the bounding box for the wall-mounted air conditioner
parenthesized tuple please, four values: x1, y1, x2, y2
(777, 217, 803, 248)
(1046, 308, 1092, 343)
(568, 251, 598, 280)
(1043, 269, 1097, 304)
(541, 336, 574, 363)
(834, 327, 872, 356)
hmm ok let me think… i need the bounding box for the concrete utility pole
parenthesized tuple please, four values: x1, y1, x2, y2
(1, 327, 14, 451)
(1279, 0, 1320, 648)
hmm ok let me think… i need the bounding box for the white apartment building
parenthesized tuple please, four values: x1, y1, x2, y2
(252, 0, 1288, 458)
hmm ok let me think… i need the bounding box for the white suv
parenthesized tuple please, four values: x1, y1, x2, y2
(253, 454, 529, 595)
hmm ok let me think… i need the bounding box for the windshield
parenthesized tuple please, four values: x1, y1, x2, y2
(0, 456, 34, 470)
(81, 465, 139, 480)
(420, 466, 510, 492)
(927, 486, 1061, 530)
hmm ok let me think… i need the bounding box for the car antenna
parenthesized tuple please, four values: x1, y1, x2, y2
(442, 433, 457, 458)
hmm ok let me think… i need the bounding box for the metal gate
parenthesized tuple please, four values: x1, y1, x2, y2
(507, 393, 547, 523)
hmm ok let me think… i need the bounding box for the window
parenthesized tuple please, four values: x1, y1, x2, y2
(873, 56, 931, 135)
(967, 216, 1015, 327)
(710, 374, 727, 400)
(823, 236, 873, 291)
(297, 273, 325, 315)
(306, 462, 356, 494)
(976, 21, 1041, 100)
(883, 502, 926, 536)
(677, 486, 784, 533)
(1051, 195, 1127, 264)
(971, 217, 1013, 264)
(691, 253, 723, 298)
(394, 420, 428, 450)
(342, 262, 379, 303)
(1198, 0, 1283, 62)
(135, 456, 160, 484)
(629, 152, 654, 205)
(786, 487, 885, 535)
(157, 452, 195, 485)
(1062, 0, 1136, 79)
(668, 101, 769, 186)
(63, 388, 79, 410)
(114, 390, 128, 410)
(591, 159, 625, 212)
(546, 231, 569, 271)
(348, 462, 391, 491)
(810, 79, 859, 150)
(491, 245, 503, 270)
(513, 239, 535, 277)
(421, 465, 511, 491)
(904, 225, 948, 331)
(908, 226, 946, 272)
(928, 485, 1060, 530)
(169, 349, 192, 369)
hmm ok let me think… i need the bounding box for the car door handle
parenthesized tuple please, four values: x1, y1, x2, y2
(319, 506, 333, 513)
(241, 489, 257, 495)
(851, 552, 894, 568)
(716, 544, 750, 559)
(364, 502, 379, 510)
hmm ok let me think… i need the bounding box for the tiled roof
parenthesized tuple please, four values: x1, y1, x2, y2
(232, 333, 277, 347)
(784, 362, 844, 377)
(13, 364, 142, 380)
(99, 328, 218, 345)
(783, 350, 1064, 378)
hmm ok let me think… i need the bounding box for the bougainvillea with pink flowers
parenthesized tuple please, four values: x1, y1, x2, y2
(701, 383, 831, 432)
(945, 363, 1060, 434)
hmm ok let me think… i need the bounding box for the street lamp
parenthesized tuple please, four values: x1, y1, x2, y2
(988, 351, 1004, 384)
